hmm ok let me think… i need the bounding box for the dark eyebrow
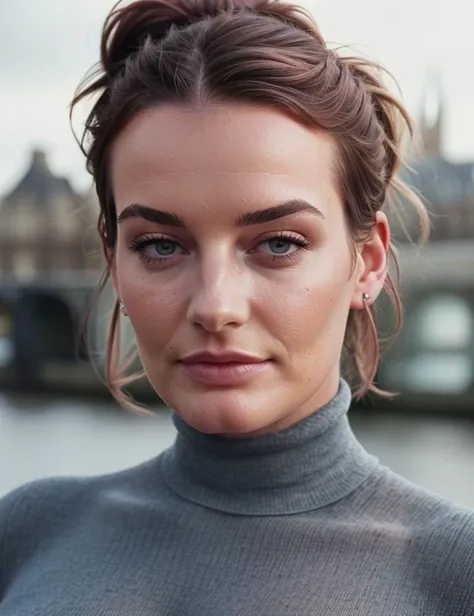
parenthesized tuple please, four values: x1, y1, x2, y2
(117, 204, 185, 227)
(237, 200, 325, 226)
(117, 199, 324, 227)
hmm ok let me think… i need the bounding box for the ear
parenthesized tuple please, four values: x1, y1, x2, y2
(350, 211, 390, 310)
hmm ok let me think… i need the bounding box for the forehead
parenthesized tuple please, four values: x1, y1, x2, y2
(110, 103, 339, 215)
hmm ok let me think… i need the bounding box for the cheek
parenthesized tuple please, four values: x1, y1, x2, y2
(117, 265, 184, 352)
(261, 251, 353, 352)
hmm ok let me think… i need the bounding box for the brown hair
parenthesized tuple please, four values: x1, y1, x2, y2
(71, 0, 429, 408)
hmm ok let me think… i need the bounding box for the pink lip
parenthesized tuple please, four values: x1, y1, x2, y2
(179, 351, 271, 386)
(181, 351, 266, 364)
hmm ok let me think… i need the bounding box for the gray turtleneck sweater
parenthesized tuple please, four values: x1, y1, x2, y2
(1, 380, 473, 615)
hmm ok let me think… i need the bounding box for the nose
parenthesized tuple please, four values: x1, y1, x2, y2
(186, 254, 251, 333)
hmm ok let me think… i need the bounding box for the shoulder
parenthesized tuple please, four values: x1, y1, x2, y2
(0, 475, 95, 564)
(370, 464, 474, 543)
(370, 466, 474, 611)
(0, 474, 92, 527)
(0, 455, 165, 538)
(0, 455, 167, 593)
(416, 498, 474, 613)
(0, 475, 90, 597)
(0, 456, 170, 549)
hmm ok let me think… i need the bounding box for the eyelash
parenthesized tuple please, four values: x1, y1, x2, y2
(256, 232, 310, 262)
(128, 232, 310, 265)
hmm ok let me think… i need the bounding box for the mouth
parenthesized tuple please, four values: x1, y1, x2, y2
(179, 351, 272, 386)
(181, 351, 267, 364)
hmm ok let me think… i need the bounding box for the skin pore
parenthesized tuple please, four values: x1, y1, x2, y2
(110, 103, 389, 437)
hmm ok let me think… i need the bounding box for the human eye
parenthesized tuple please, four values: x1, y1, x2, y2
(253, 232, 310, 262)
(128, 234, 186, 265)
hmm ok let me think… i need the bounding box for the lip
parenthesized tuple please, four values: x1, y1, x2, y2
(181, 351, 267, 364)
(179, 351, 271, 386)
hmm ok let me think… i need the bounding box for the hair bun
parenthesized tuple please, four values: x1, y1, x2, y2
(101, 0, 261, 78)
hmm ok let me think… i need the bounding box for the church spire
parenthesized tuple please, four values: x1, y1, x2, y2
(418, 69, 444, 158)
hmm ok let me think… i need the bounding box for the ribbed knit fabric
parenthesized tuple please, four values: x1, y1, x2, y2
(1, 379, 473, 615)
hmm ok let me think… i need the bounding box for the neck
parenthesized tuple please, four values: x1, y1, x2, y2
(161, 379, 378, 515)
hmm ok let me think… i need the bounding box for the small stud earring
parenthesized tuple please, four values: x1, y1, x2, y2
(362, 292, 370, 301)
(119, 301, 128, 317)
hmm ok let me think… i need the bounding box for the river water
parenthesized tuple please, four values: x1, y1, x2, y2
(1, 393, 474, 509)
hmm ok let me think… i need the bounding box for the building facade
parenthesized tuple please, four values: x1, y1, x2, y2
(394, 78, 474, 243)
(0, 149, 102, 282)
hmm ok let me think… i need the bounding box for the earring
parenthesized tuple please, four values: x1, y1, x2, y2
(119, 301, 128, 317)
(362, 292, 370, 301)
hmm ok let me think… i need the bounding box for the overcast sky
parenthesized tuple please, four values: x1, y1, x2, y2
(1, 0, 473, 196)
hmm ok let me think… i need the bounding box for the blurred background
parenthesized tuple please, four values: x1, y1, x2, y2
(0, 1, 473, 505)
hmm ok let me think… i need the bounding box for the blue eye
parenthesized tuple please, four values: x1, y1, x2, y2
(265, 238, 295, 255)
(129, 235, 184, 264)
(256, 233, 309, 260)
(150, 239, 177, 256)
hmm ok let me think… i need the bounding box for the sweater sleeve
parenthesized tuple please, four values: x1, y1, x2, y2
(421, 507, 474, 615)
(0, 476, 89, 602)
(0, 481, 38, 600)
(449, 510, 474, 614)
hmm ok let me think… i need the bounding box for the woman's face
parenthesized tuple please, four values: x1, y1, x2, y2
(110, 104, 388, 436)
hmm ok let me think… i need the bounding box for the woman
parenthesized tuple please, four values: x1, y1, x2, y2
(1, 0, 473, 613)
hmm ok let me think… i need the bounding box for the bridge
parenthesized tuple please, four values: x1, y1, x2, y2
(0, 271, 115, 394)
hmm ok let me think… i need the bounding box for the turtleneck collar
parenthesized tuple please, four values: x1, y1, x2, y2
(160, 379, 378, 515)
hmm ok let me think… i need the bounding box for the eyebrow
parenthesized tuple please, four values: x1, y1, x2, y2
(117, 204, 185, 226)
(117, 199, 325, 227)
(237, 200, 325, 225)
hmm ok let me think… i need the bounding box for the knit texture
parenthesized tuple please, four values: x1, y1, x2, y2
(1, 379, 473, 615)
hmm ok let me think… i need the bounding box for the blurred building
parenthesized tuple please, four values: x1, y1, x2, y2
(397, 77, 474, 242)
(0, 149, 102, 282)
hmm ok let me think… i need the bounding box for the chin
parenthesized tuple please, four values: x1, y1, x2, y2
(163, 388, 275, 436)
